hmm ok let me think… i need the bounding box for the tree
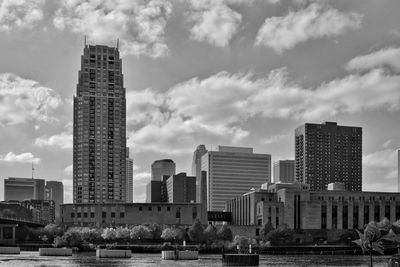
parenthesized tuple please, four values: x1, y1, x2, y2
(204, 224, 218, 243)
(265, 224, 294, 245)
(260, 221, 274, 241)
(217, 224, 233, 242)
(233, 235, 250, 248)
(40, 224, 65, 242)
(130, 225, 152, 241)
(101, 228, 117, 241)
(161, 227, 185, 242)
(188, 219, 205, 243)
(148, 223, 163, 240)
(115, 227, 131, 241)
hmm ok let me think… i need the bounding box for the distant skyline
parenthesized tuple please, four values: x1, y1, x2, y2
(1, 0, 400, 203)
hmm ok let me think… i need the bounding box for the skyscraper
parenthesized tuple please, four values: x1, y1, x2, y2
(201, 146, 271, 211)
(398, 149, 400, 193)
(126, 147, 133, 202)
(146, 159, 176, 203)
(73, 44, 126, 203)
(273, 160, 295, 183)
(295, 121, 362, 191)
(166, 173, 196, 203)
(191, 144, 208, 203)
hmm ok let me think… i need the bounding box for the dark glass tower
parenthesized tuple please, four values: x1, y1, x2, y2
(73, 44, 126, 203)
(295, 121, 362, 191)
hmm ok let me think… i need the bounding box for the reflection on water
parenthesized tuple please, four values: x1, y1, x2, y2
(0, 252, 392, 266)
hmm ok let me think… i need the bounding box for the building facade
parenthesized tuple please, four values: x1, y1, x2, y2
(73, 44, 127, 203)
(398, 149, 400, 192)
(201, 146, 271, 211)
(60, 202, 206, 227)
(166, 173, 196, 203)
(45, 181, 64, 221)
(4, 177, 45, 201)
(126, 147, 133, 202)
(227, 183, 400, 232)
(21, 200, 55, 224)
(295, 122, 362, 191)
(151, 159, 176, 181)
(273, 160, 295, 183)
(192, 145, 208, 203)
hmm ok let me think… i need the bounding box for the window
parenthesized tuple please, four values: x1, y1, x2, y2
(102, 212, 107, 218)
(120, 212, 125, 218)
(176, 209, 181, 219)
(90, 212, 95, 218)
(167, 207, 171, 211)
(111, 212, 115, 218)
(84, 212, 88, 218)
(158, 207, 161, 211)
(71, 213, 75, 219)
(139, 206, 143, 211)
(77, 213, 81, 218)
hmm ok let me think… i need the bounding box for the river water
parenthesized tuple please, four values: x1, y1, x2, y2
(0, 252, 392, 266)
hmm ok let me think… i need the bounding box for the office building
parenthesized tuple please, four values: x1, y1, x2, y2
(21, 199, 55, 224)
(295, 121, 362, 191)
(146, 159, 176, 203)
(4, 177, 45, 201)
(228, 182, 400, 234)
(126, 147, 133, 202)
(398, 149, 400, 193)
(273, 160, 295, 183)
(73, 44, 127, 203)
(166, 173, 196, 203)
(45, 181, 64, 221)
(151, 159, 176, 181)
(192, 144, 208, 203)
(201, 146, 271, 211)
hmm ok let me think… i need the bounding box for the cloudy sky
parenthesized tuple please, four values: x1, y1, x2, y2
(1, 0, 400, 203)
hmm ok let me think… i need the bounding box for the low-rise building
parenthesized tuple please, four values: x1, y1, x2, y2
(60, 202, 206, 227)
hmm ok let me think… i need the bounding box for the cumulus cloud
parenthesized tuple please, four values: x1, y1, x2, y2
(261, 134, 290, 145)
(127, 65, 400, 155)
(63, 164, 73, 177)
(187, 0, 242, 47)
(0, 73, 62, 126)
(34, 123, 72, 149)
(255, 2, 363, 53)
(0, 0, 45, 31)
(53, 0, 172, 58)
(346, 47, 400, 72)
(0, 152, 40, 164)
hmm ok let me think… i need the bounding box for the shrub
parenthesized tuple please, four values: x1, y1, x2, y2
(265, 224, 294, 245)
(41, 224, 65, 242)
(204, 224, 218, 243)
(161, 227, 185, 242)
(101, 228, 117, 241)
(115, 227, 131, 241)
(260, 221, 274, 241)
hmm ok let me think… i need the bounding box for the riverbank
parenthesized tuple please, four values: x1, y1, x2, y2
(14, 242, 400, 255)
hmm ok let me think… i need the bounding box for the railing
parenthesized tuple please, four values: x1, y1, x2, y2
(0, 216, 45, 225)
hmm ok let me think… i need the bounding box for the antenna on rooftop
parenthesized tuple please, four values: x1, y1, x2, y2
(84, 35, 87, 47)
(117, 38, 119, 50)
(31, 162, 35, 179)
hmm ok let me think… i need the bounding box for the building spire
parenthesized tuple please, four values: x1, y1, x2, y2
(31, 162, 35, 179)
(84, 35, 87, 47)
(117, 38, 119, 50)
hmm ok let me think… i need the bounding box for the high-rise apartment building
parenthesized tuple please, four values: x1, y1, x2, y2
(166, 173, 196, 203)
(45, 181, 64, 221)
(73, 44, 126, 203)
(126, 147, 133, 202)
(295, 121, 362, 191)
(273, 160, 295, 183)
(4, 177, 45, 201)
(191, 144, 208, 203)
(201, 146, 271, 211)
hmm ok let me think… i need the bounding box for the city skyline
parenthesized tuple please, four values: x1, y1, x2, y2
(1, 0, 400, 203)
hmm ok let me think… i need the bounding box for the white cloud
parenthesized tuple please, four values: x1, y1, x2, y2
(346, 47, 400, 72)
(363, 148, 398, 169)
(34, 132, 72, 149)
(255, 2, 363, 53)
(53, 0, 172, 58)
(0, 0, 45, 31)
(261, 134, 290, 145)
(0, 73, 62, 126)
(63, 164, 73, 177)
(0, 152, 40, 164)
(187, 0, 242, 47)
(127, 65, 400, 155)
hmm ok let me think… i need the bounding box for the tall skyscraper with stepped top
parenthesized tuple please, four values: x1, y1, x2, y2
(73, 44, 126, 203)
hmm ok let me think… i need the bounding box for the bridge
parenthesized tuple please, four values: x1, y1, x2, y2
(0, 216, 45, 244)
